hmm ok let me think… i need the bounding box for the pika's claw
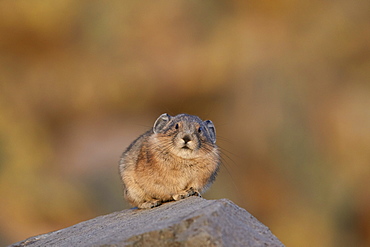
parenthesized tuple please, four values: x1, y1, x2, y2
(187, 187, 201, 197)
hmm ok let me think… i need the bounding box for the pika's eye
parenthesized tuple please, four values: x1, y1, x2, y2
(175, 124, 179, 129)
(198, 127, 202, 133)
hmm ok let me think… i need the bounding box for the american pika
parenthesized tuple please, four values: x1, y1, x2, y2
(119, 113, 220, 209)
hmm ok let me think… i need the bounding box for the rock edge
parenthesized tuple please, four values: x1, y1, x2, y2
(10, 197, 285, 247)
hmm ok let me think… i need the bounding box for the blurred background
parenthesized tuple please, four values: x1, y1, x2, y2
(0, 0, 369, 246)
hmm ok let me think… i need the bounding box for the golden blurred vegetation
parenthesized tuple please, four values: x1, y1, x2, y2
(0, 0, 369, 246)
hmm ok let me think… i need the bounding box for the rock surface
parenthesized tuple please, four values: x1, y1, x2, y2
(10, 197, 285, 247)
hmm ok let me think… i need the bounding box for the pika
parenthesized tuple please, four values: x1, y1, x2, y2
(119, 113, 220, 209)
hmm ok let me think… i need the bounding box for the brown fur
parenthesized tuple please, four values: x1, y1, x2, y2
(119, 113, 220, 209)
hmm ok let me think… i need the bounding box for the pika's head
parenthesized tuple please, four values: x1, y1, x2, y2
(152, 113, 217, 159)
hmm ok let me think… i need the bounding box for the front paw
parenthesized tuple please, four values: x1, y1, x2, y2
(172, 187, 201, 201)
(138, 200, 162, 209)
(187, 187, 201, 197)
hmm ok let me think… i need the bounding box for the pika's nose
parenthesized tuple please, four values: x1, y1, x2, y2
(182, 135, 191, 144)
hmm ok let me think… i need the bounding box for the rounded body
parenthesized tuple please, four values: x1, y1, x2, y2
(119, 113, 220, 209)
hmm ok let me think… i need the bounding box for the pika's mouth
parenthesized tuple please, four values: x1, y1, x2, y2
(181, 145, 191, 150)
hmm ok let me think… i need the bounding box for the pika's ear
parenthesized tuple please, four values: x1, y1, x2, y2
(153, 113, 171, 133)
(204, 120, 216, 144)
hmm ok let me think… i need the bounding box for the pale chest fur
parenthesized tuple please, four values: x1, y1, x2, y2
(134, 147, 217, 197)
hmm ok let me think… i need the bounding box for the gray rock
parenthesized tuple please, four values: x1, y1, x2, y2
(10, 197, 285, 247)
